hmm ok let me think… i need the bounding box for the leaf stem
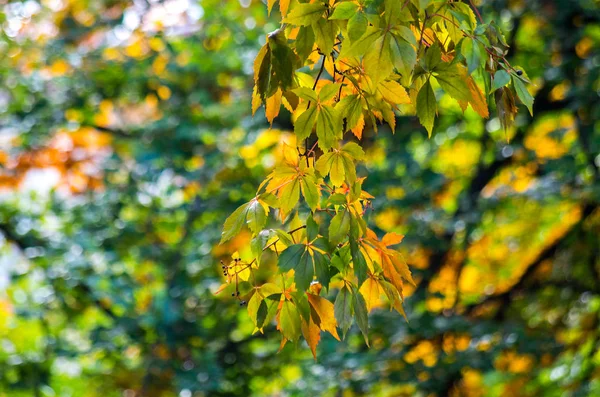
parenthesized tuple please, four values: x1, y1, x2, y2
(288, 225, 307, 235)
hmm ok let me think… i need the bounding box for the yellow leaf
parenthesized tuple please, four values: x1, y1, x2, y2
(359, 277, 383, 312)
(466, 75, 489, 118)
(382, 232, 404, 247)
(301, 317, 321, 360)
(382, 255, 405, 298)
(351, 113, 365, 139)
(455, 65, 489, 118)
(378, 80, 411, 105)
(253, 44, 269, 84)
(252, 87, 261, 116)
(392, 253, 416, 287)
(266, 89, 282, 125)
(307, 293, 341, 341)
(213, 282, 230, 295)
(280, 0, 291, 17)
(247, 291, 263, 329)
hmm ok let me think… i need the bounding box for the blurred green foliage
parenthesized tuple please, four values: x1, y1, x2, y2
(0, 0, 598, 396)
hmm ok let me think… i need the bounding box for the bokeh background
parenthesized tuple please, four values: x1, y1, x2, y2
(0, 0, 599, 396)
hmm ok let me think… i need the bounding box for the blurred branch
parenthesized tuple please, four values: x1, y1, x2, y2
(463, 203, 599, 317)
(418, 145, 515, 294)
(88, 124, 137, 138)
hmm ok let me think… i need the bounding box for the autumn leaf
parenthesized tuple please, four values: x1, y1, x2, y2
(307, 293, 341, 340)
(278, 300, 301, 342)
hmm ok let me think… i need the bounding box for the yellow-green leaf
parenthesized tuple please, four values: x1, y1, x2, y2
(416, 79, 436, 137)
(278, 300, 301, 341)
(283, 3, 327, 26)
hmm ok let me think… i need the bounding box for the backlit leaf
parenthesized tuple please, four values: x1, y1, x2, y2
(416, 79, 436, 137)
(278, 300, 301, 341)
(283, 3, 327, 26)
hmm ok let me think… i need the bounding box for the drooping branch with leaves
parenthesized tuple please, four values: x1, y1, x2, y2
(219, 0, 533, 357)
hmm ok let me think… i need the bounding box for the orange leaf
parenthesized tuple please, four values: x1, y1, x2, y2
(351, 114, 365, 140)
(466, 76, 489, 118)
(301, 317, 321, 360)
(280, 0, 291, 17)
(278, 336, 288, 352)
(307, 293, 341, 341)
(265, 89, 282, 125)
(382, 232, 404, 247)
(382, 256, 405, 298)
(392, 253, 416, 287)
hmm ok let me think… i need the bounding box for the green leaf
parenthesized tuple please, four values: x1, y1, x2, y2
(313, 251, 330, 290)
(341, 142, 365, 160)
(256, 300, 268, 328)
(278, 178, 300, 214)
(491, 69, 510, 92)
(279, 300, 301, 341)
(313, 18, 335, 54)
(295, 26, 315, 63)
(334, 286, 353, 338)
(512, 76, 534, 116)
(251, 229, 272, 265)
(315, 142, 362, 187)
(389, 33, 416, 86)
(315, 151, 334, 177)
(295, 106, 317, 140)
(278, 244, 315, 291)
(328, 193, 347, 205)
(391, 25, 417, 46)
(300, 174, 320, 211)
(315, 105, 340, 151)
(293, 249, 314, 291)
(330, 244, 351, 272)
(246, 199, 267, 234)
(283, 3, 327, 26)
(336, 94, 363, 130)
(221, 202, 250, 243)
(461, 37, 482, 75)
(329, 210, 351, 246)
(306, 215, 319, 241)
(349, 232, 367, 286)
(347, 11, 368, 42)
(255, 45, 273, 101)
(352, 289, 369, 345)
(318, 83, 341, 102)
(279, 244, 306, 272)
(340, 26, 380, 58)
(293, 87, 318, 102)
(364, 33, 393, 83)
(423, 43, 442, 71)
(275, 229, 295, 247)
(339, 152, 356, 185)
(329, 2, 358, 20)
(434, 70, 472, 103)
(269, 32, 296, 91)
(385, 0, 412, 24)
(248, 292, 263, 328)
(495, 87, 517, 131)
(416, 79, 436, 137)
